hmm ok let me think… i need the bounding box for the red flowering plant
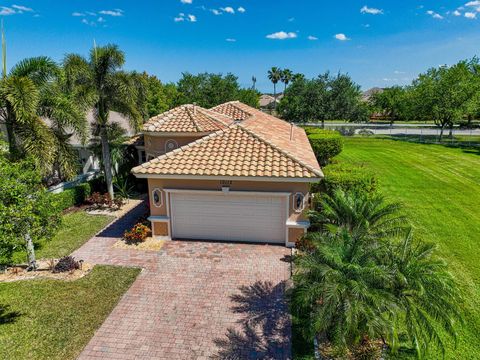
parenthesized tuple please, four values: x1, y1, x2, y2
(123, 223, 150, 244)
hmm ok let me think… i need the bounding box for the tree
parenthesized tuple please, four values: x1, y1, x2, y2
(0, 56, 87, 180)
(278, 72, 367, 124)
(0, 156, 61, 269)
(411, 60, 476, 139)
(292, 190, 462, 358)
(267, 67, 282, 108)
(281, 68, 293, 92)
(142, 72, 179, 117)
(251, 75, 257, 90)
(63, 44, 143, 199)
(237, 88, 261, 108)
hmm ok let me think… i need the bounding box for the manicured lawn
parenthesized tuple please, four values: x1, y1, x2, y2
(0, 265, 140, 359)
(337, 137, 480, 359)
(11, 211, 114, 264)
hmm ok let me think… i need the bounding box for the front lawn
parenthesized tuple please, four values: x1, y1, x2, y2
(10, 211, 114, 264)
(0, 265, 140, 359)
(337, 137, 480, 359)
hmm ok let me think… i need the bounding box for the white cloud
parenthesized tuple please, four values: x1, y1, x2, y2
(226, 38, 236, 42)
(222, 6, 235, 14)
(187, 14, 197, 22)
(99, 9, 124, 17)
(427, 10, 444, 19)
(465, 1, 480, 6)
(360, 5, 383, 15)
(72, 12, 85, 17)
(180, 0, 192, 3)
(237, 7, 246, 13)
(97, 17, 105, 23)
(288, 17, 295, 22)
(11, 4, 32, 12)
(0, 7, 16, 15)
(394, 70, 406, 74)
(211, 9, 221, 15)
(174, 13, 196, 22)
(465, 11, 477, 18)
(266, 31, 297, 40)
(453, 10, 462, 16)
(307, 35, 318, 40)
(334, 33, 350, 41)
(174, 16, 184, 22)
(363, 23, 371, 27)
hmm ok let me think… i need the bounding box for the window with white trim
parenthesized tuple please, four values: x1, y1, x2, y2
(165, 139, 178, 153)
(293, 192, 306, 213)
(152, 188, 163, 208)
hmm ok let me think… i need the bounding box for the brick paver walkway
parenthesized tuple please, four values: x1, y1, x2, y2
(74, 201, 292, 359)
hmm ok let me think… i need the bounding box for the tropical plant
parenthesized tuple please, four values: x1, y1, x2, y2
(251, 75, 257, 90)
(0, 156, 61, 269)
(384, 230, 463, 358)
(267, 67, 282, 108)
(281, 68, 293, 92)
(309, 189, 408, 239)
(63, 44, 144, 199)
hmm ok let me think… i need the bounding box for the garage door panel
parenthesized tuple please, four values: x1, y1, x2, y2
(171, 193, 286, 243)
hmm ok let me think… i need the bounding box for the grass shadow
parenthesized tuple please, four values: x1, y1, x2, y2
(0, 305, 22, 325)
(213, 281, 291, 359)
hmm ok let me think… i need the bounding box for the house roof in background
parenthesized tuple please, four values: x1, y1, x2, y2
(142, 104, 233, 133)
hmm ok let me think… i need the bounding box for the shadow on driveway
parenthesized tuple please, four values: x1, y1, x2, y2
(213, 281, 291, 360)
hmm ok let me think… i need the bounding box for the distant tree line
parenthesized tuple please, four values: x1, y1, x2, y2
(370, 58, 480, 138)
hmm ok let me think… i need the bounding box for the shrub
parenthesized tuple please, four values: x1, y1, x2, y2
(358, 129, 374, 136)
(53, 256, 81, 273)
(52, 183, 91, 211)
(333, 126, 356, 137)
(124, 223, 150, 243)
(88, 177, 107, 193)
(312, 162, 377, 196)
(86, 192, 124, 209)
(308, 130, 343, 166)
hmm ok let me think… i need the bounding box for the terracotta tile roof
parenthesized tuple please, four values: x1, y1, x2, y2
(143, 104, 233, 133)
(124, 134, 144, 147)
(210, 102, 253, 121)
(210, 101, 321, 173)
(132, 125, 322, 179)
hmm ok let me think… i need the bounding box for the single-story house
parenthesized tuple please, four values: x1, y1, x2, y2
(131, 101, 323, 247)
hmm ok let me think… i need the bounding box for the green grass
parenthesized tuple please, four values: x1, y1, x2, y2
(337, 137, 480, 359)
(0, 265, 140, 360)
(11, 211, 114, 264)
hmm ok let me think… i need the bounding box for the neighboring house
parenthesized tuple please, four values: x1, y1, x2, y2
(362, 87, 384, 102)
(132, 101, 323, 247)
(259, 94, 279, 109)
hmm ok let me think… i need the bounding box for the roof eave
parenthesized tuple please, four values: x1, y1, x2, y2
(131, 173, 323, 183)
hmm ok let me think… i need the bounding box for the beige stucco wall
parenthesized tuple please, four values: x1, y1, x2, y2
(147, 178, 314, 245)
(144, 134, 203, 158)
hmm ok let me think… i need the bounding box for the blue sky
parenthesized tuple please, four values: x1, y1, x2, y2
(4, 0, 480, 91)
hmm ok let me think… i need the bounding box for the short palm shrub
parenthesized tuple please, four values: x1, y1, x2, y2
(308, 129, 343, 166)
(124, 223, 150, 243)
(292, 190, 462, 358)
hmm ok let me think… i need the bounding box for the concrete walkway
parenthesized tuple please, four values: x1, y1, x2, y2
(73, 202, 292, 359)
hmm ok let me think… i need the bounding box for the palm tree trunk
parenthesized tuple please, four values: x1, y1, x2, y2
(273, 83, 277, 110)
(100, 125, 115, 199)
(25, 231, 37, 271)
(5, 113, 18, 157)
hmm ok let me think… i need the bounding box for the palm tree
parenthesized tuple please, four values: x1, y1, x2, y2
(309, 189, 408, 240)
(0, 57, 86, 178)
(281, 68, 293, 92)
(291, 229, 395, 357)
(385, 230, 463, 358)
(63, 44, 143, 199)
(267, 67, 282, 108)
(251, 75, 256, 90)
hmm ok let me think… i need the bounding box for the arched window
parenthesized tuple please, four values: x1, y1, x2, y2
(293, 192, 306, 213)
(152, 188, 163, 208)
(165, 139, 179, 153)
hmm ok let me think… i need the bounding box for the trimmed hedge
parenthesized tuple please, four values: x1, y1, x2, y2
(312, 162, 377, 196)
(53, 183, 91, 211)
(307, 129, 343, 166)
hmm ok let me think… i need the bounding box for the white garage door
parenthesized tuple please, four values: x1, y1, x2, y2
(170, 192, 286, 244)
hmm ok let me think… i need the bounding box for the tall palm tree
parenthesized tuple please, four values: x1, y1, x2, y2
(267, 67, 282, 108)
(63, 44, 143, 198)
(281, 68, 293, 92)
(251, 75, 256, 90)
(0, 56, 86, 178)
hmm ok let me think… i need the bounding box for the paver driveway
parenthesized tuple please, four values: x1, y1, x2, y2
(73, 202, 292, 359)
